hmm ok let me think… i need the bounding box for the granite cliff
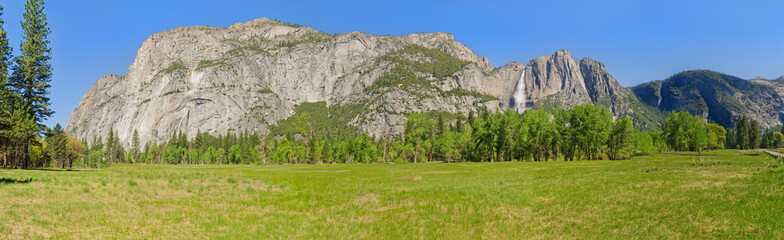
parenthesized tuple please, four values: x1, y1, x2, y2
(69, 18, 776, 145)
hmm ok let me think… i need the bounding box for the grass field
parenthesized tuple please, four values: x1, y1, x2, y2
(1, 150, 783, 239)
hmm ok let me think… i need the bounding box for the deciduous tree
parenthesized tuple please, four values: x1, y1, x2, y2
(607, 117, 635, 160)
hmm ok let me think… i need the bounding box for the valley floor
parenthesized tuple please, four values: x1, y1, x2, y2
(1, 150, 783, 239)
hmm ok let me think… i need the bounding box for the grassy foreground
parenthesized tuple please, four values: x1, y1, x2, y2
(1, 150, 783, 239)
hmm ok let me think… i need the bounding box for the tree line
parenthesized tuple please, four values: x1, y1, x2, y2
(66, 104, 741, 168)
(726, 116, 783, 149)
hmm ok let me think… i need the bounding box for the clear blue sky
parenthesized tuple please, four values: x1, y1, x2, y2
(2, 0, 782, 128)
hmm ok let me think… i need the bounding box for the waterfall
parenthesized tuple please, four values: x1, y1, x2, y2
(513, 69, 527, 114)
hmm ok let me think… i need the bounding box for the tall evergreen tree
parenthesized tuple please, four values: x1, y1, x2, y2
(9, 0, 52, 127)
(131, 129, 140, 163)
(113, 130, 123, 163)
(0, 3, 14, 167)
(4, 0, 52, 168)
(8, 103, 36, 168)
(735, 117, 749, 149)
(45, 123, 66, 167)
(436, 114, 444, 137)
(725, 130, 736, 149)
(0, 3, 12, 106)
(106, 128, 115, 163)
(749, 119, 760, 149)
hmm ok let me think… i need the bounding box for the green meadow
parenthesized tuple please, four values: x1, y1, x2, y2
(1, 150, 783, 239)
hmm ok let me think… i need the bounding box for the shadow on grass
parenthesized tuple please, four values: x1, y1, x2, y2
(29, 168, 97, 172)
(0, 177, 33, 184)
(666, 152, 719, 157)
(1, 167, 98, 172)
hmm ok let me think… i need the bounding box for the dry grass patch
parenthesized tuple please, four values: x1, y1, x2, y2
(682, 180, 726, 189)
(354, 193, 379, 205)
(401, 175, 422, 181)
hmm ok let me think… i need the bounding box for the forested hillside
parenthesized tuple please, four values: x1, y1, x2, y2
(632, 70, 784, 129)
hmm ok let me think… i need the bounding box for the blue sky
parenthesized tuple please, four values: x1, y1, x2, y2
(1, 0, 783, 128)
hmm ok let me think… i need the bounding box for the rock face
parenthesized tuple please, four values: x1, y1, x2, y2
(521, 50, 591, 109)
(66, 18, 725, 145)
(633, 70, 784, 129)
(67, 18, 513, 145)
(518, 50, 665, 129)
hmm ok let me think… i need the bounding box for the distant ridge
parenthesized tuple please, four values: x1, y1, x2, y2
(632, 70, 784, 129)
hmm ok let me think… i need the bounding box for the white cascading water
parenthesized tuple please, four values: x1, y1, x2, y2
(512, 69, 527, 114)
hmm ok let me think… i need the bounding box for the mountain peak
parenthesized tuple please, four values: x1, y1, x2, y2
(246, 17, 273, 24)
(228, 17, 291, 30)
(553, 49, 572, 57)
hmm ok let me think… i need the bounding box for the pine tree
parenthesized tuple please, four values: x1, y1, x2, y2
(0, 3, 14, 167)
(45, 123, 66, 167)
(81, 138, 88, 168)
(725, 130, 736, 149)
(106, 128, 114, 162)
(436, 114, 444, 136)
(749, 119, 760, 149)
(113, 130, 123, 163)
(735, 117, 748, 149)
(8, 103, 36, 168)
(9, 0, 52, 127)
(131, 129, 139, 163)
(4, 0, 52, 168)
(0, 3, 12, 106)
